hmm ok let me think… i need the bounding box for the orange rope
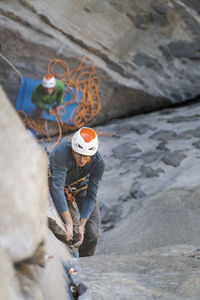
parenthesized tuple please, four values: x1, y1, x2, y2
(97, 131, 118, 138)
(18, 56, 101, 146)
(48, 56, 101, 129)
(48, 110, 62, 148)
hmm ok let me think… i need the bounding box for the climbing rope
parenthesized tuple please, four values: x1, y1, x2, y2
(47, 56, 101, 129)
(18, 56, 101, 147)
(0, 52, 23, 82)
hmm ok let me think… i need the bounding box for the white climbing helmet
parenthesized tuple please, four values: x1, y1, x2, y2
(42, 74, 56, 88)
(72, 127, 98, 156)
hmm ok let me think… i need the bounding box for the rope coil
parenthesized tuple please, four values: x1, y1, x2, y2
(19, 56, 101, 147)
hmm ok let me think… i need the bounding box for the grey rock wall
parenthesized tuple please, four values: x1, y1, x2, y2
(70, 250, 200, 300)
(0, 86, 47, 262)
(1, 0, 200, 297)
(64, 99, 200, 299)
(0, 86, 72, 299)
(0, 245, 24, 300)
(0, 0, 200, 127)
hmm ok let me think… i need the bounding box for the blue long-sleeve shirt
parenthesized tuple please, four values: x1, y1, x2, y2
(49, 141, 105, 219)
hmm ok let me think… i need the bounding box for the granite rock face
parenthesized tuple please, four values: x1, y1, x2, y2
(0, 86, 47, 262)
(0, 245, 23, 300)
(0, 86, 72, 300)
(1, 83, 200, 298)
(63, 100, 200, 299)
(1, 0, 200, 127)
(70, 251, 200, 300)
(1, 1, 200, 294)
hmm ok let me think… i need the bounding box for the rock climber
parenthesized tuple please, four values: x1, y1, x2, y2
(48, 127, 105, 257)
(31, 74, 65, 117)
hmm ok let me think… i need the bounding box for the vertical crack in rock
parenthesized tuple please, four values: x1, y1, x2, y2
(64, 264, 87, 300)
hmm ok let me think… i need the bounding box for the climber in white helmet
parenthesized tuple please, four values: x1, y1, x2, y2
(48, 127, 105, 257)
(31, 74, 65, 117)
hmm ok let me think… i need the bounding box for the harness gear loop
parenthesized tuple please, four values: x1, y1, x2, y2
(64, 177, 88, 208)
(64, 188, 76, 208)
(48, 168, 88, 208)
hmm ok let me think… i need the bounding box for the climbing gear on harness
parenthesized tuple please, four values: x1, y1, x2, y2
(65, 177, 88, 208)
(42, 74, 56, 88)
(65, 184, 88, 208)
(72, 127, 98, 156)
(48, 168, 88, 208)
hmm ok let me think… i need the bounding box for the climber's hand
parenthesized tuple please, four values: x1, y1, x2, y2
(74, 224, 84, 247)
(61, 211, 74, 241)
(65, 222, 73, 241)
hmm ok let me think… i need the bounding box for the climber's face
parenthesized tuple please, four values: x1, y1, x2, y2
(44, 87, 54, 95)
(73, 151, 90, 167)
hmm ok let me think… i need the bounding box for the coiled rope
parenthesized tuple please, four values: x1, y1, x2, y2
(48, 56, 101, 129)
(19, 56, 101, 147)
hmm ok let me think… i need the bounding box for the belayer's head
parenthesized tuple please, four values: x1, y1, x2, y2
(42, 74, 56, 95)
(72, 127, 98, 167)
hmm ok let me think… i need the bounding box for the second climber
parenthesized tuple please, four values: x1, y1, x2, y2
(31, 74, 65, 118)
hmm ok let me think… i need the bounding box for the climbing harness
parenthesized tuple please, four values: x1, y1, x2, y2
(48, 168, 88, 207)
(64, 177, 88, 208)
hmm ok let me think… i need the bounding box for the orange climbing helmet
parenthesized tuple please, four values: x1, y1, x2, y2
(42, 74, 56, 88)
(72, 127, 98, 156)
